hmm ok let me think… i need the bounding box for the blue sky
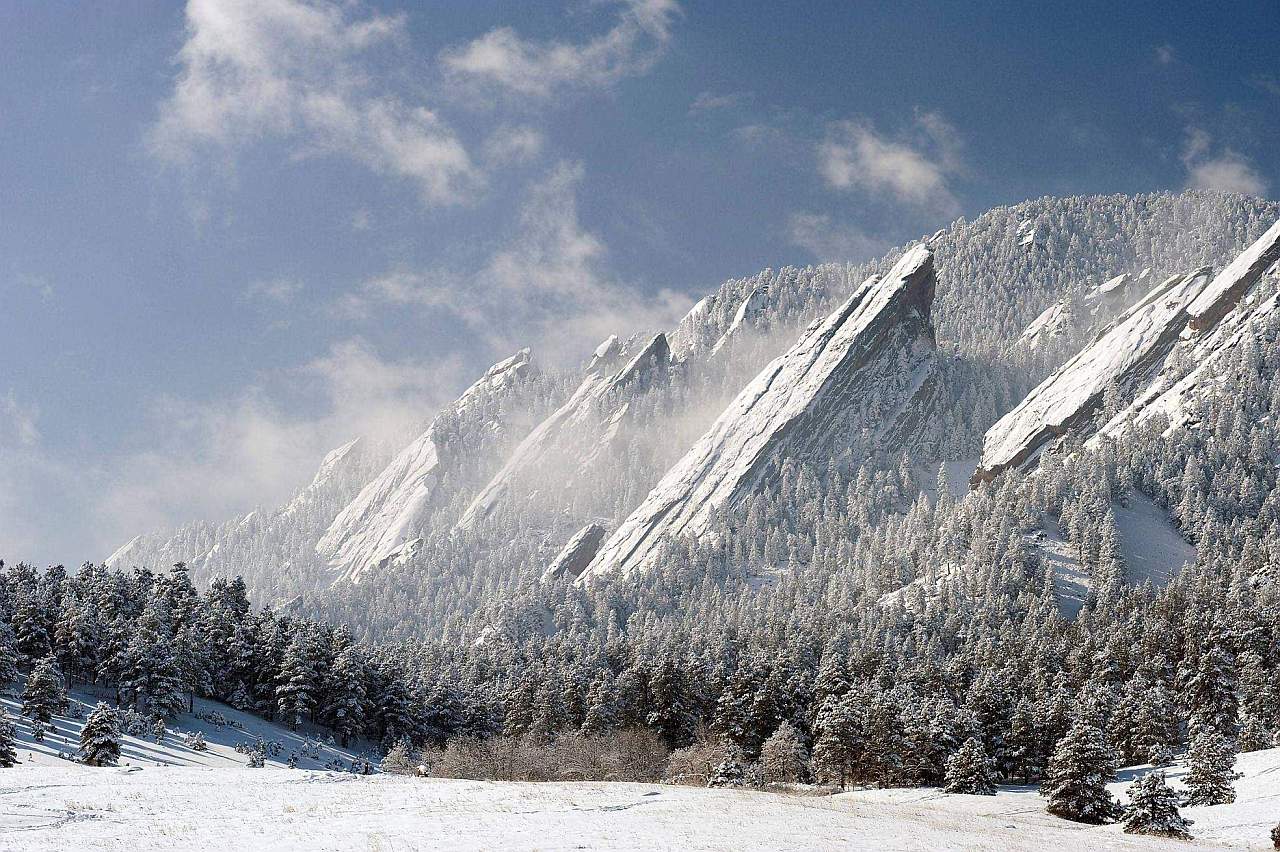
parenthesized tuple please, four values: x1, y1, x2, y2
(2, 0, 1277, 564)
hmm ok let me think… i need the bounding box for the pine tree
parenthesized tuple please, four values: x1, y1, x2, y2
(944, 737, 997, 795)
(1185, 640, 1238, 739)
(275, 632, 318, 731)
(707, 743, 747, 788)
(0, 624, 21, 686)
(1183, 728, 1240, 806)
(1123, 771, 1193, 839)
(12, 591, 50, 662)
(325, 646, 367, 748)
(0, 708, 17, 767)
(146, 648, 188, 719)
(78, 702, 121, 766)
(229, 682, 253, 713)
(21, 655, 67, 724)
(811, 694, 859, 788)
(1041, 716, 1121, 823)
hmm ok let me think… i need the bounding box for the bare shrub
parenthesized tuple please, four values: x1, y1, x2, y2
(664, 738, 730, 786)
(430, 729, 669, 782)
(759, 722, 810, 785)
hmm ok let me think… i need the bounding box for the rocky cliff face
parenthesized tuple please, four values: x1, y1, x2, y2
(454, 334, 671, 532)
(1095, 220, 1280, 440)
(976, 218, 1280, 482)
(580, 245, 939, 581)
(317, 350, 533, 583)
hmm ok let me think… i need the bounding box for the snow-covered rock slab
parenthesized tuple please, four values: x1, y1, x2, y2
(455, 334, 670, 531)
(981, 221, 1280, 484)
(581, 245, 938, 581)
(974, 269, 1212, 482)
(541, 522, 608, 581)
(318, 350, 532, 583)
(1095, 220, 1280, 440)
(709, 283, 769, 357)
(1186, 218, 1280, 333)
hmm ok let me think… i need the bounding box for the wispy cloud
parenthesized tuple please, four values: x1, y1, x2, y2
(1154, 44, 1177, 65)
(90, 339, 465, 554)
(243, 277, 304, 305)
(1181, 127, 1269, 196)
(0, 391, 41, 448)
(818, 111, 962, 214)
(786, 213, 883, 263)
(1249, 73, 1280, 97)
(441, 0, 681, 99)
(482, 125, 546, 166)
(689, 90, 752, 115)
(342, 162, 692, 366)
(350, 208, 373, 231)
(150, 0, 479, 206)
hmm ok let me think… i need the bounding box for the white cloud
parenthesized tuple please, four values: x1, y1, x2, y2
(88, 339, 466, 554)
(244, 277, 304, 305)
(483, 125, 545, 165)
(819, 111, 961, 213)
(1155, 44, 1177, 65)
(0, 391, 41, 448)
(150, 0, 479, 206)
(1181, 128, 1269, 196)
(441, 0, 680, 99)
(786, 213, 882, 263)
(689, 90, 751, 115)
(343, 162, 692, 367)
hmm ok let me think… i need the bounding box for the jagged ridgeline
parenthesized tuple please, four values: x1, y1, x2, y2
(101, 190, 1280, 641)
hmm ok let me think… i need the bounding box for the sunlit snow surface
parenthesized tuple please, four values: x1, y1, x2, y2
(0, 748, 1275, 851)
(1032, 494, 1193, 618)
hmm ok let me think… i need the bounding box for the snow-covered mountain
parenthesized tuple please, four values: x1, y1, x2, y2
(105, 191, 1280, 631)
(455, 333, 671, 532)
(317, 350, 533, 584)
(975, 218, 1280, 482)
(582, 245, 939, 580)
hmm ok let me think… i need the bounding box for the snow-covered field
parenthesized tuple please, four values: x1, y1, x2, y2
(1, 747, 1275, 851)
(0, 687, 367, 771)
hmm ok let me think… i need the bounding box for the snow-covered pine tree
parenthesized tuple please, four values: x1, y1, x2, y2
(325, 645, 367, 748)
(1123, 771, 1192, 838)
(944, 737, 997, 795)
(78, 702, 121, 766)
(21, 655, 67, 724)
(0, 708, 17, 767)
(1041, 716, 1121, 823)
(229, 682, 253, 713)
(275, 631, 318, 731)
(0, 624, 21, 686)
(707, 743, 747, 788)
(1183, 728, 1240, 806)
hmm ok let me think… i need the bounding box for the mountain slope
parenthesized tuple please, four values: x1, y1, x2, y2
(975, 217, 1280, 482)
(317, 350, 533, 583)
(455, 333, 670, 532)
(582, 245, 938, 580)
